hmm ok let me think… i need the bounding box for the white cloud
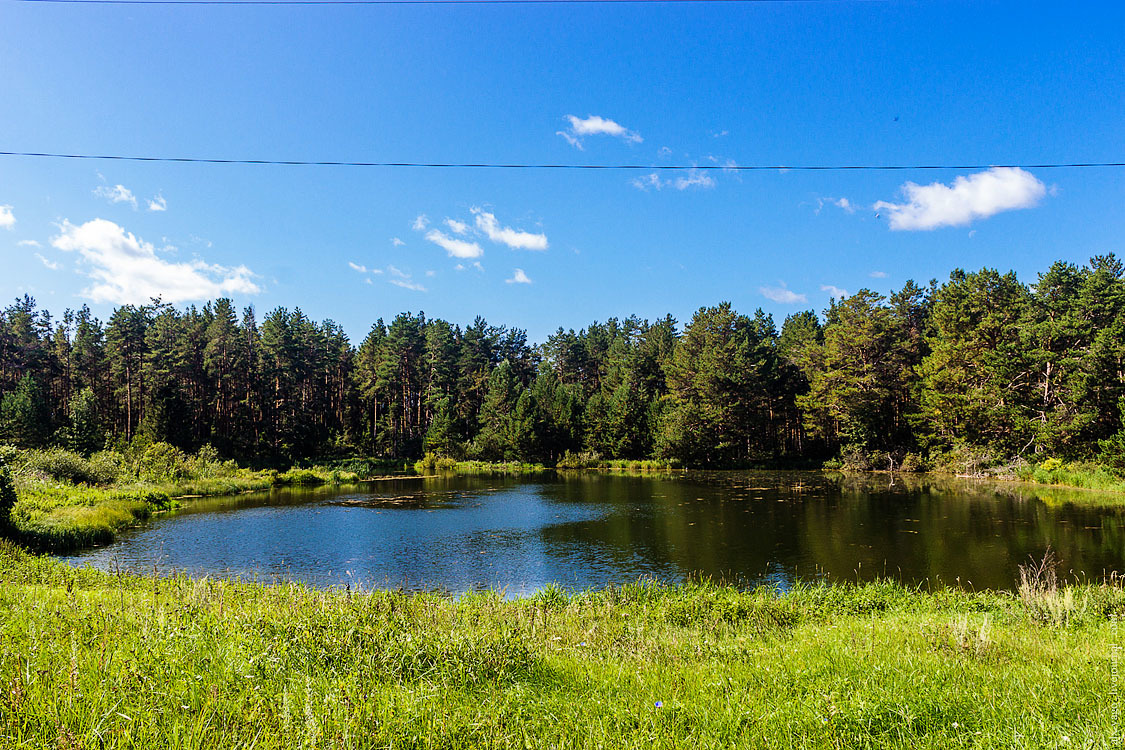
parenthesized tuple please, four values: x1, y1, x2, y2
(0, 205, 14, 229)
(631, 173, 663, 191)
(873, 167, 1046, 231)
(390, 279, 427, 292)
(505, 268, 532, 285)
(348, 261, 369, 273)
(34, 253, 60, 270)
(51, 218, 260, 304)
(391, 237, 405, 247)
(472, 209, 548, 251)
(673, 169, 715, 190)
(424, 229, 484, 259)
(760, 284, 808, 304)
(557, 114, 642, 149)
(444, 218, 469, 235)
(387, 264, 409, 279)
(147, 194, 167, 212)
(631, 169, 715, 191)
(425, 270, 435, 277)
(412, 214, 429, 231)
(18, 239, 40, 247)
(814, 197, 855, 215)
(821, 284, 849, 299)
(869, 270, 888, 279)
(94, 184, 137, 209)
(371, 267, 384, 275)
(454, 263, 465, 271)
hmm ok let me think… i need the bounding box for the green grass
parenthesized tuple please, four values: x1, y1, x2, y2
(414, 455, 551, 475)
(1, 446, 362, 552)
(0, 540, 1120, 748)
(1016, 459, 1125, 494)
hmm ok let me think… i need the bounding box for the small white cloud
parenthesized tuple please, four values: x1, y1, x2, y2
(412, 214, 429, 232)
(387, 264, 409, 278)
(471, 209, 548, 251)
(473, 261, 484, 272)
(558, 114, 641, 149)
(505, 268, 532, 285)
(147, 194, 167, 212)
(34, 253, 60, 270)
(17, 239, 40, 247)
(631, 173, 663, 191)
(814, 197, 855, 215)
(454, 263, 466, 271)
(869, 270, 888, 279)
(371, 267, 384, 275)
(821, 284, 849, 299)
(425, 229, 484, 258)
(760, 284, 808, 304)
(0, 205, 15, 229)
(425, 270, 435, 277)
(348, 261, 368, 273)
(390, 278, 427, 292)
(391, 237, 405, 247)
(52, 218, 260, 304)
(444, 218, 469, 235)
(632, 169, 714, 191)
(873, 167, 1046, 231)
(365, 277, 373, 285)
(673, 169, 715, 191)
(712, 129, 729, 138)
(968, 230, 977, 238)
(94, 184, 137, 209)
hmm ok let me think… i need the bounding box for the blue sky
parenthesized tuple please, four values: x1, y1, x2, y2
(2, 0, 1123, 343)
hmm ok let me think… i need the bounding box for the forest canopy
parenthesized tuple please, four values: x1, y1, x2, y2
(3, 255, 1125, 471)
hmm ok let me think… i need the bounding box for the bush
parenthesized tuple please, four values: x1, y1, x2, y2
(17, 448, 118, 486)
(900, 452, 929, 473)
(0, 465, 16, 532)
(134, 442, 189, 482)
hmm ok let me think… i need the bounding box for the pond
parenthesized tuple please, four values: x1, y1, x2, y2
(57, 471, 1125, 594)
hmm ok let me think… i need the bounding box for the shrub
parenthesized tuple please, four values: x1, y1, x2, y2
(900, 452, 928, 473)
(18, 448, 117, 485)
(0, 465, 16, 532)
(134, 442, 189, 482)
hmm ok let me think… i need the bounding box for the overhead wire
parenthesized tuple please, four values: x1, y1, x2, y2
(0, 151, 1122, 171)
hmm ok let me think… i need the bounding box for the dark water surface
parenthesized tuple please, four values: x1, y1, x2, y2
(57, 471, 1125, 594)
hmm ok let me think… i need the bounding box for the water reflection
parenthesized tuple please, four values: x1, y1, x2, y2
(57, 471, 1125, 593)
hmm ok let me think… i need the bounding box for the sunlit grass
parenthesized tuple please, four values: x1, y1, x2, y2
(0, 541, 1120, 749)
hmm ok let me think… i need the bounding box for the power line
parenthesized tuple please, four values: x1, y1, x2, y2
(0, 150, 1122, 171)
(13, 0, 867, 5)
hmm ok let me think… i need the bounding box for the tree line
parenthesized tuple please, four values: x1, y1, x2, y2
(3, 255, 1125, 469)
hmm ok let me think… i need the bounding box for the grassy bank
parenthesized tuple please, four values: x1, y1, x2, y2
(1, 445, 360, 551)
(0, 542, 1119, 749)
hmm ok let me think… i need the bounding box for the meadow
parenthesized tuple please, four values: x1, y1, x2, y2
(0, 541, 1119, 749)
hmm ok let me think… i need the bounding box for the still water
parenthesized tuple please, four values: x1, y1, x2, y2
(57, 471, 1125, 594)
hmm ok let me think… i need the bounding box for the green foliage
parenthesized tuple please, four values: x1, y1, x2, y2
(1, 255, 1125, 471)
(0, 374, 51, 448)
(0, 465, 16, 532)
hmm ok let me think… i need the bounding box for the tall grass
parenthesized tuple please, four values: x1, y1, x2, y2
(0, 446, 362, 551)
(0, 542, 1120, 748)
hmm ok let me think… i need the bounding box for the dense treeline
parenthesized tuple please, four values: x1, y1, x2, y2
(4, 255, 1125, 470)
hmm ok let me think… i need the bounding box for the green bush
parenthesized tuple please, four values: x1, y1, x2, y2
(0, 465, 16, 532)
(17, 448, 118, 485)
(134, 442, 189, 482)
